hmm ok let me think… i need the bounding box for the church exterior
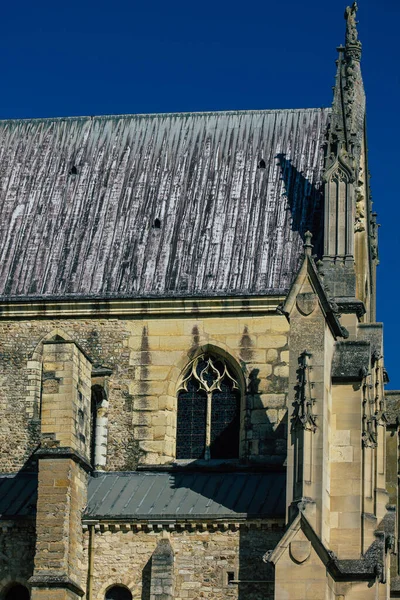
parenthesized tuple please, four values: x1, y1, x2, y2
(0, 4, 399, 599)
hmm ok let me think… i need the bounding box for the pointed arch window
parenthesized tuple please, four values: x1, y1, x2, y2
(176, 353, 240, 460)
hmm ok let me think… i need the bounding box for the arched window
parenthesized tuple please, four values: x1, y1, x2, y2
(176, 353, 240, 460)
(105, 585, 132, 600)
(4, 584, 30, 600)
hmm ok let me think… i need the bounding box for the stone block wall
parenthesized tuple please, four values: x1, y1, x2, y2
(84, 525, 282, 600)
(0, 312, 289, 471)
(0, 523, 36, 591)
(41, 342, 92, 458)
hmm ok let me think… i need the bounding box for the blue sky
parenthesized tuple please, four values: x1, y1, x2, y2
(1, 0, 399, 386)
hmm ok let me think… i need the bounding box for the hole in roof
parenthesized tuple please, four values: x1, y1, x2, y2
(153, 218, 161, 229)
(68, 165, 78, 176)
(258, 159, 266, 169)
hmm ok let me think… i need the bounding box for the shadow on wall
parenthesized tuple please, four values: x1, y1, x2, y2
(141, 558, 151, 600)
(247, 367, 287, 466)
(165, 463, 285, 600)
(276, 153, 324, 256)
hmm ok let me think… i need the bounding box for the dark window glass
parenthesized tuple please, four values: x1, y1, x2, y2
(5, 584, 30, 600)
(105, 585, 132, 600)
(176, 379, 207, 459)
(210, 378, 240, 458)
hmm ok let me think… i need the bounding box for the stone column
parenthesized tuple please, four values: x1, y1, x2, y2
(29, 341, 92, 600)
(150, 536, 175, 600)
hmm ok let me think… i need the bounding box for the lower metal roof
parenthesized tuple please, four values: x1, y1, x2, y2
(84, 471, 285, 520)
(0, 470, 286, 521)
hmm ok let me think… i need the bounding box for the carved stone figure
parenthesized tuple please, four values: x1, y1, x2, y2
(345, 2, 359, 45)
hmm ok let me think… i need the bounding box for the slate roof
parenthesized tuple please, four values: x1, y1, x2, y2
(0, 472, 37, 518)
(0, 471, 285, 520)
(84, 471, 286, 520)
(0, 108, 329, 301)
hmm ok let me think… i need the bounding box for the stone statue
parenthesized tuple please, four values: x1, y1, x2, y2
(345, 2, 359, 45)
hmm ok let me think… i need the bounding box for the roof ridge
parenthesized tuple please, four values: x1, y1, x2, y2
(0, 106, 330, 124)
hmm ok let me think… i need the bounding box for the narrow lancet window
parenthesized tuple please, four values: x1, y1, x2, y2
(176, 353, 240, 460)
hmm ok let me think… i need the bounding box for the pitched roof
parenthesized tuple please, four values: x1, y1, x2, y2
(84, 471, 285, 520)
(0, 471, 285, 521)
(0, 108, 329, 300)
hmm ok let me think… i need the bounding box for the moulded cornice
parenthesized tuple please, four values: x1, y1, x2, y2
(0, 295, 285, 319)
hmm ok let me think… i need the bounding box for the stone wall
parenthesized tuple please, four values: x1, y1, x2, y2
(0, 523, 36, 591)
(85, 525, 282, 600)
(0, 312, 289, 472)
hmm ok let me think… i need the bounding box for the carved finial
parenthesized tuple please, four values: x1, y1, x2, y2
(344, 2, 362, 60)
(304, 231, 313, 256)
(345, 3, 358, 39)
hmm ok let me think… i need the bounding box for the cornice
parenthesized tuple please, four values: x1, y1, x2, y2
(81, 519, 284, 533)
(0, 295, 285, 319)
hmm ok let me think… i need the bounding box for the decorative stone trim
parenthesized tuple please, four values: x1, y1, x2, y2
(336, 299, 366, 319)
(82, 519, 283, 533)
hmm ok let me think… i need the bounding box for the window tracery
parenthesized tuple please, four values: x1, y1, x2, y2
(176, 353, 240, 460)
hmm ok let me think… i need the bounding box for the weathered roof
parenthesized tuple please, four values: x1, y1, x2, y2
(84, 471, 285, 520)
(0, 473, 37, 518)
(0, 108, 329, 300)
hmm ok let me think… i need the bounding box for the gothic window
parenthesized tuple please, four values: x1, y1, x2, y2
(176, 353, 240, 460)
(105, 585, 132, 600)
(4, 584, 30, 600)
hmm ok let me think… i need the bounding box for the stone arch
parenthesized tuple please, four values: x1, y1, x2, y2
(104, 584, 132, 600)
(30, 328, 73, 362)
(25, 329, 73, 420)
(0, 579, 30, 600)
(175, 344, 246, 460)
(97, 579, 136, 600)
(175, 342, 247, 395)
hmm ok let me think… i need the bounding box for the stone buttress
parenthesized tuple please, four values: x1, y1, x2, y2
(29, 341, 92, 600)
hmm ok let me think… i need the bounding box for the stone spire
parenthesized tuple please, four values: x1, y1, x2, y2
(322, 3, 366, 300)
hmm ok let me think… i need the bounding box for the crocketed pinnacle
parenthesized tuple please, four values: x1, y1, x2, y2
(324, 2, 365, 178)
